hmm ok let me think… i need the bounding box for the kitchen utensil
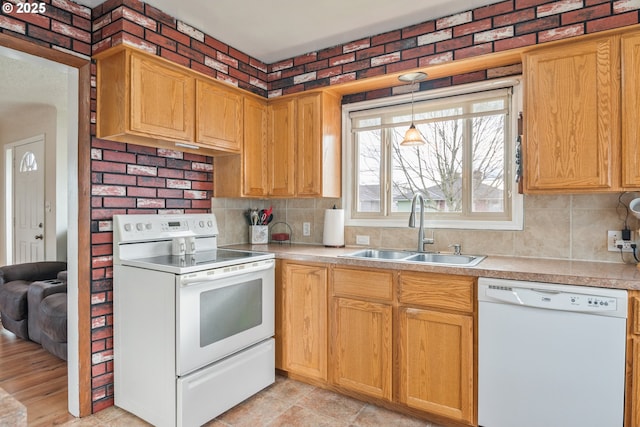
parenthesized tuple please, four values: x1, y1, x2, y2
(250, 209, 259, 226)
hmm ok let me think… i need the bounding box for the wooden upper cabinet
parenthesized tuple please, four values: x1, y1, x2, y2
(523, 35, 621, 192)
(296, 92, 342, 197)
(268, 98, 297, 197)
(622, 32, 640, 188)
(97, 48, 195, 146)
(129, 53, 195, 142)
(242, 97, 269, 197)
(195, 79, 243, 153)
(96, 45, 248, 156)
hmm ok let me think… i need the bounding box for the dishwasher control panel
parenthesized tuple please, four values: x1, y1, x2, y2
(479, 278, 627, 318)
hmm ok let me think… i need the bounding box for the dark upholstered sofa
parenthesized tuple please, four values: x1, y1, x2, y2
(0, 262, 68, 359)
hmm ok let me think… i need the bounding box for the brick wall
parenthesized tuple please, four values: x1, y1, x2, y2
(2, 0, 640, 416)
(91, 0, 268, 97)
(268, 0, 640, 98)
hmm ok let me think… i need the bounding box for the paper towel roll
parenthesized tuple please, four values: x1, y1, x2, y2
(323, 208, 345, 247)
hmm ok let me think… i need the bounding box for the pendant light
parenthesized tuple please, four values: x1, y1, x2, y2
(398, 72, 428, 146)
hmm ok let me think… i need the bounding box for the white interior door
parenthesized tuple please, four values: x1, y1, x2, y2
(13, 136, 45, 263)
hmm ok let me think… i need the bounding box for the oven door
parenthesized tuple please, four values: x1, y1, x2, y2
(176, 259, 275, 376)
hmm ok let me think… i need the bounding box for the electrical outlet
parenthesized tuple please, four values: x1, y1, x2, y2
(303, 222, 311, 236)
(356, 235, 370, 245)
(607, 230, 635, 252)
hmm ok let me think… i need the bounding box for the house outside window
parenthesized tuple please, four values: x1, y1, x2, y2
(343, 78, 523, 230)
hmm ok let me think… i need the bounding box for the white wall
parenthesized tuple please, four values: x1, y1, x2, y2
(0, 103, 67, 263)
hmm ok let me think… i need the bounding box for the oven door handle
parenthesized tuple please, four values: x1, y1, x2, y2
(179, 259, 274, 286)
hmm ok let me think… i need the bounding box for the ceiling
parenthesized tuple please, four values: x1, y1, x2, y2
(75, 0, 503, 64)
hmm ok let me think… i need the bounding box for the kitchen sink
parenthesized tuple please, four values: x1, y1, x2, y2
(341, 249, 485, 267)
(343, 249, 413, 260)
(403, 252, 485, 267)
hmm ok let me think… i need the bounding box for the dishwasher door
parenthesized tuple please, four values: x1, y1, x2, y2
(478, 278, 627, 427)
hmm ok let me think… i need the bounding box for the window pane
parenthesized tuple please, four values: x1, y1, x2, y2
(391, 119, 463, 213)
(472, 113, 505, 213)
(356, 130, 382, 213)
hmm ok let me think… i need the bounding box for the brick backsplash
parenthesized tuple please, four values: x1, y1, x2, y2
(2, 0, 639, 416)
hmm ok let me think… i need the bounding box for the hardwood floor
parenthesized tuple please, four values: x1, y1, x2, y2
(0, 323, 75, 426)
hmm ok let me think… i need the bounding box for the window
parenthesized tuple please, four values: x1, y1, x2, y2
(344, 79, 523, 230)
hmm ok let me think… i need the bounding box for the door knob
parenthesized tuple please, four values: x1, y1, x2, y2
(35, 234, 43, 240)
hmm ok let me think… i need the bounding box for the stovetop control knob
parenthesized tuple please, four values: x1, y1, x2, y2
(124, 223, 132, 232)
(146, 223, 152, 230)
(207, 220, 213, 227)
(136, 223, 144, 231)
(199, 220, 205, 228)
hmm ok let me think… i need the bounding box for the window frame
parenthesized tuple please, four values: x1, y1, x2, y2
(342, 77, 524, 230)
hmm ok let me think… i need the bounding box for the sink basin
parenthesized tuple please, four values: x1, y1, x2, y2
(343, 249, 413, 260)
(341, 249, 486, 267)
(404, 253, 485, 267)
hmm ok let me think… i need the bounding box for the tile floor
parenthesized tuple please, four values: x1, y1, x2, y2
(58, 375, 444, 427)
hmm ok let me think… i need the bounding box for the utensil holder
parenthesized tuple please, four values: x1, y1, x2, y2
(249, 225, 269, 244)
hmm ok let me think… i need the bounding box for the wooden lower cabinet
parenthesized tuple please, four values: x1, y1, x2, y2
(331, 297, 393, 401)
(280, 261, 328, 382)
(398, 307, 474, 424)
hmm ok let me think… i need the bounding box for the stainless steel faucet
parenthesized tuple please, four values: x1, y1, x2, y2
(408, 193, 434, 252)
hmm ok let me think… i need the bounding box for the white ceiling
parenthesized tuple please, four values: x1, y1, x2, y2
(76, 0, 503, 64)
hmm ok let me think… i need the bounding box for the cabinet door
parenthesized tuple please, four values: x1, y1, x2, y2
(243, 97, 269, 197)
(296, 93, 323, 196)
(331, 297, 392, 401)
(130, 54, 194, 141)
(622, 32, 640, 188)
(195, 80, 242, 153)
(523, 36, 620, 192)
(399, 307, 474, 424)
(268, 99, 296, 197)
(282, 263, 328, 381)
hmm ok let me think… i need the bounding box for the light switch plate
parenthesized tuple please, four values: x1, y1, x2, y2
(356, 235, 370, 245)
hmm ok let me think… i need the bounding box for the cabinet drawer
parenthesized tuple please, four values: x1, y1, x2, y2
(399, 272, 475, 313)
(333, 268, 393, 301)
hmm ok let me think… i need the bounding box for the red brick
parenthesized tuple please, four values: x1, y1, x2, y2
(191, 39, 216, 58)
(229, 47, 249, 64)
(474, 0, 515, 19)
(91, 372, 114, 388)
(102, 173, 135, 186)
(122, 0, 145, 13)
(294, 52, 317, 66)
(452, 70, 487, 85)
(372, 29, 401, 46)
(127, 144, 156, 155)
(92, 197, 103, 208)
(137, 198, 165, 208)
(229, 67, 249, 83)
(435, 35, 473, 53)
(100, 19, 124, 39)
(160, 47, 190, 68)
(343, 38, 371, 53)
(204, 34, 228, 53)
(494, 33, 537, 51)
(191, 200, 212, 210)
(385, 38, 417, 53)
(402, 21, 436, 38)
(494, 8, 536, 26)
(455, 43, 493, 60)
(92, 269, 107, 280)
(184, 170, 208, 181)
(177, 43, 204, 63)
(127, 187, 157, 197)
(184, 153, 209, 163)
(27, 25, 72, 49)
(343, 58, 371, 73)
(515, 0, 550, 8)
(158, 188, 183, 198)
(52, 0, 91, 19)
(586, 11, 638, 32)
(160, 24, 190, 46)
(515, 16, 560, 35)
(356, 66, 386, 80)
(72, 39, 91, 56)
(103, 197, 136, 208)
(317, 45, 342, 60)
(356, 45, 385, 60)
(103, 150, 136, 163)
(191, 181, 212, 190)
(454, 18, 492, 37)
(385, 59, 419, 74)
(92, 232, 113, 245)
(93, 138, 126, 151)
(167, 199, 190, 208)
(92, 161, 127, 174)
(329, 52, 355, 66)
(12, 10, 50, 29)
(418, 51, 454, 67)
(136, 176, 166, 187)
(305, 59, 329, 72)
(317, 65, 343, 79)
(144, 29, 176, 51)
(190, 61, 216, 78)
(92, 244, 113, 256)
(401, 44, 436, 60)
(586, 0, 611, 5)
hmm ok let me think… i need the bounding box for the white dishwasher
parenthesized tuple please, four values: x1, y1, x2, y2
(478, 277, 627, 427)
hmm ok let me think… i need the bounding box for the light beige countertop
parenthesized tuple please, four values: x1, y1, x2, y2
(226, 243, 640, 291)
